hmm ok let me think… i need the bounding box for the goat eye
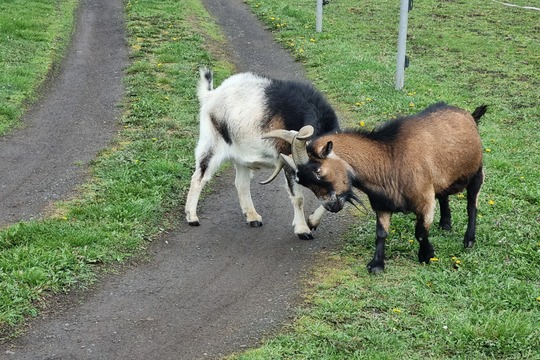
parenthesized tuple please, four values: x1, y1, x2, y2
(315, 168, 322, 180)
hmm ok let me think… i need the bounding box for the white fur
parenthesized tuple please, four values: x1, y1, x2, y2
(186, 69, 325, 238)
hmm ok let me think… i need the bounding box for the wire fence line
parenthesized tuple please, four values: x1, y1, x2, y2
(490, 0, 540, 11)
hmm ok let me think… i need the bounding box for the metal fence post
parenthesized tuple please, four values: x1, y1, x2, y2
(395, 0, 411, 90)
(316, 0, 323, 32)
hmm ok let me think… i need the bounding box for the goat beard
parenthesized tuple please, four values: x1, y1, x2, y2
(347, 192, 370, 214)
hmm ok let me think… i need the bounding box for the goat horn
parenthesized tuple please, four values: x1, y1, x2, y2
(261, 129, 298, 143)
(291, 125, 314, 166)
(280, 153, 297, 171)
(259, 157, 286, 185)
(262, 125, 314, 167)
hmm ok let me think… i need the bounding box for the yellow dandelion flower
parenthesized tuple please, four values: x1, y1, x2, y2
(451, 256, 457, 261)
(457, 193, 465, 199)
(430, 257, 439, 262)
(310, 38, 316, 43)
(157, 63, 162, 68)
(488, 200, 495, 205)
(359, 120, 365, 127)
(485, 148, 492, 153)
(537, 297, 540, 301)
(455, 259, 461, 265)
(392, 308, 402, 313)
(409, 239, 414, 244)
(366, 98, 373, 102)
(409, 102, 415, 107)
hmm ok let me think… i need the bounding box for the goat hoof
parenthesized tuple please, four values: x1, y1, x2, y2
(367, 261, 384, 274)
(418, 245, 435, 264)
(418, 251, 435, 264)
(297, 232, 314, 240)
(439, 222, 452, 231)
(463, 239, 475, 248)
(249, 220, 263, 227)
(188, 221, 200, 227)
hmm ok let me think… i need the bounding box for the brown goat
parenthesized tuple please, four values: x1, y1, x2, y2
(264, 103, 487, 273)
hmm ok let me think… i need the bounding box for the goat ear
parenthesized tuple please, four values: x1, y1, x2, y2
(320, 141, 333, 158)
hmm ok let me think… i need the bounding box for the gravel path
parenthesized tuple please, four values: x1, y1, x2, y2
(1, 1, 352, 359)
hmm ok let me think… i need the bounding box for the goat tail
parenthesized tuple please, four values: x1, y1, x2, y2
(471, 104, 488, 125)
(197, 67, 213, 101)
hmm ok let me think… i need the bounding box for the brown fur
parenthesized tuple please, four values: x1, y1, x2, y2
(311, 106, 482, 213)
(296, 103, 486, 272)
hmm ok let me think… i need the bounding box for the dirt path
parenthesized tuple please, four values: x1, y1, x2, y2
(0, 0, 127, 226)
(2, 1, 352, 359)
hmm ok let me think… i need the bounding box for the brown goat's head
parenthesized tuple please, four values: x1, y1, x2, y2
(264, 126, 361, 213)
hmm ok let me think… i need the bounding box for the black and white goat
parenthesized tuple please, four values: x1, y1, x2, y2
(185, 68, 340, 239)
(264, 103, 487, 272)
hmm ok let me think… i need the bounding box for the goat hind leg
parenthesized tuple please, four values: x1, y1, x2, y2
(234, 164, 263, 227)
(437, 195, 452, 231)
(185, 151, 222, 226)
(464, 167, 484, 248)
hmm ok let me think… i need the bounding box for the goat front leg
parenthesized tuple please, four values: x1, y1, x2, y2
(367, 211, 391, 273)
(234, 164, 263, 227)
(285, 169, 313, 240)
(308, 205, 326, 230)
(415, 198, 436, 263)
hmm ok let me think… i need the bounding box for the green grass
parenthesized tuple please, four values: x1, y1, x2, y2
(0, 0, 232, 336)
(230, 0, 539, 358)
(0, 0, 78, 135)
(0, 0, 538, 357)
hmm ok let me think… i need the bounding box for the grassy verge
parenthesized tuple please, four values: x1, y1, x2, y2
(0, 0, 231, 336)
(231, 0, 539, 358)
(0, 0, 78, 135)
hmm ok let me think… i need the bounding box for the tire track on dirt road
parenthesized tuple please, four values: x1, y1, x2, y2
(2, 1, 353, 359)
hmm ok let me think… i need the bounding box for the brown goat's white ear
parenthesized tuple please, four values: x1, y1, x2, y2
(320, 141, 333, 158)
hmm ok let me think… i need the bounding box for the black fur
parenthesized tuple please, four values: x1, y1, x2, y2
(199, 149, 213, 178)
(203, 69, 213, 91)
(345, 102, 470, 143)
(471, 104, 488, 124)
(263, 79, 339, 135)
(210, 114, 232, 145)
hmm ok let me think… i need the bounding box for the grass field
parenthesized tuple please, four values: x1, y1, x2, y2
(232, 0, 540, 358)
(1, 0, 539, 358)
(0, 0, 231, 336)
(0, 0, 78, 135)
